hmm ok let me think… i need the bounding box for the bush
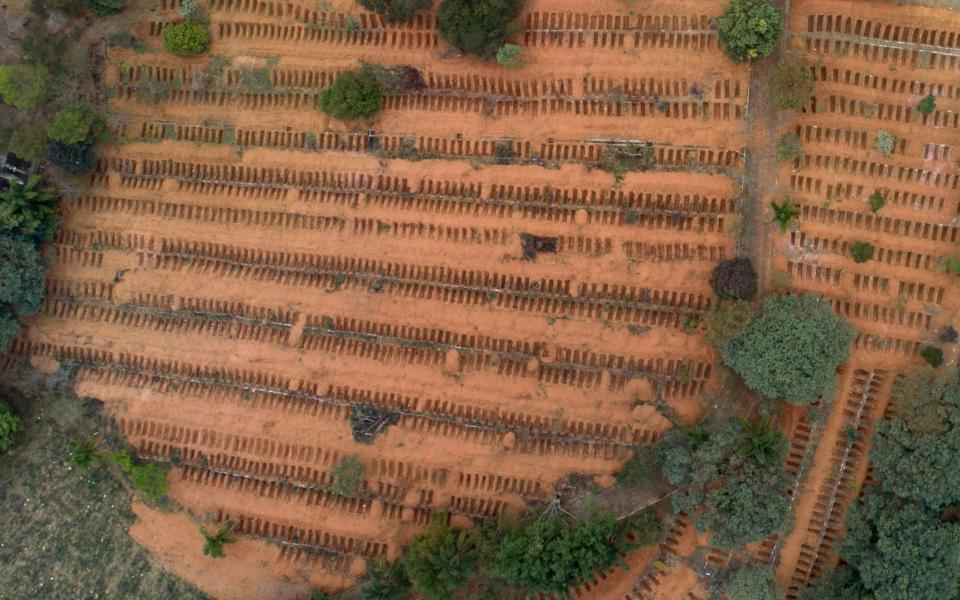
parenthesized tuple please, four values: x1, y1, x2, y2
(940, 326, 958, 343)
(917, 93, 936, 116)
(84, 0, 124, 15)
(868, 190, 885, 213)
(404, 512, 477, 599)
(47, 103, 106, 146)
(319, 70, 382, 120)
(874, 130, 896, 156)
(768, 52, 813, 109)
(720, 294, 855, 405)
(625, 507, 662, 547)
(496, 43, 523, 67)
(920, 345, 943, 368)
(179, 0, 207, 22)
(710, 258, 758, 300)
(615, 446, 661, 485)
(724, 564, 778, 600)
(849, 241, 874, 264)
(330, 454, 365, 496)
(598, 143, 656, 178)
(769, 197, 800, 232)
(0, 233, 45, 333)
(797, 567, 863, 600)
(0, 402, 21, 452)
(67, 436, 98, 471)
(20, 22, 65, 73)
(358, 0, 431, 23)
(438, 0, 523, 60)
(704, 299, 755, 348)
(775, 131, 804, 161)
(7, 123, 49, 163)
(48, 142, 97, 174)
(717, 0, 782, 63)
(364, 558, 411, 600)
(0, 174, 60, 241)
(0, 64, 50, 109)
(201, 522, 236, 558)
(130, 463, 169, 501)
(162, 22, 210, 55)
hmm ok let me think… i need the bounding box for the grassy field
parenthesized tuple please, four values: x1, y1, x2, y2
(0, 365, 208, 600)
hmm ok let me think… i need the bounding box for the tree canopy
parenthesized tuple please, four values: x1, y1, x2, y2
(797, 567, 863, 600)
(438, 0, 522, 60)
(0, 233, 45, 327)
(0, 174, 60, 241)
(717, 0, 783, 63)
(358, 0, 431, 23)
(162, 22, 210, 55)
(0, 63, 50, 110)
(47, 103, 105, 146)
(709, 257, 758, 300)
(720, 294, 854, 405)
(724, 564, 779, 600)
(404, 512, 477, 599)
(319, 70, 383, 120)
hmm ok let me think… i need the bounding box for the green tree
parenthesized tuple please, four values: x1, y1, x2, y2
(717, 0, 782, 63)
(358, 0, 431, 23)
(0, 64, 50, 109)
(0, 233, 45, 349)
(868, 190, 885, 213)
(363, 558, 411, 600)
(330, 454, 365, 496)
(738, 415, 783, 465)
(438, 0, 523, 60)
(843, 489, 960, 600)
(130, 463, 169, 501)
(494, 510, 632, 596)
(0, 402, 21, 452)
(403, 511, 477, 599)
(720, 294, 854, 405)
(917, 93, 936, 116)
(48, 142, 97, 174)
(704, 299, 755, 348)
(496, 43, 523, 67)
(769, 197, 800, 232)
(920, 345, 943, 368)
(47, 103, 105, 146)
(162, 22, 210, 55)
(67, 436, 98, 471)
(319, 70, 382, 120)
(8, 123, 49, 162)
(724, 564, 778, 600)
(776, 131, 804, 161)
(797, 567, 863, 600)
(849, 241, 874, 264)
(768, 52, 813, 109)
(84, 0, 125, 15)
(201, 522, 236, 558)
(0, 174, 60, 241)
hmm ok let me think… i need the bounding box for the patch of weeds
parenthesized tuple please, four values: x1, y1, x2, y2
(776, 131, 804, 162)
(519, 233, 558, 260)
(598, 142, 656, 181)
(874, 130, 896, 156)
(349, 404, 400, 444)
(106, 32, 149, 52)
(494, 140, 515, 164)
(868, 190, 885, 213)
(136, 73, 172, 104)
(163, 123, 176, 140)
(238, 68, 273, 93)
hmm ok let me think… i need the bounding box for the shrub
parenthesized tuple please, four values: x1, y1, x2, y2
(724, 564, 778, 600)
(598, 142, 656, 178)
(358, 0, 431, 23)
(868, 190, 885, 213)
(7, 123, 49, 163)
(797, 567, 863, 600)
(0, 308, 18, 351)
(0, 64, 50, 109)
(710, 258, 758, 300)
(319, 70, 382, 120)
(162, 22, 210, 55)
(720, 294, 854, 405)
(717, 0, 782, 63)
(20, 22, 65, 73)
(615, 446, 661, 485)
(0, 174, 60, 241)
(67, 436, 98, 471)
(48, 142, 97, 174)
(404, 512, 477, 599)
(130, 463, 169, 501)
(625, 507, 662, 547)
(349, 403, 400, 443)
(874, 130, 896, 156)
(494, 510, 634, 595)
(201, 522, 236, 558)
(47, 103, 106, 146)
(179, 0, 207, 22)
(704, 299, 755, 348)
(917, 93, 936, 116)
(0, 232, 45, 323)
(920, 345, 944, 368)
(84, 0, 125, 16)
(359, 62, 425, 94)
(946, 253, 960, 276)
(364, 558, 411, 600)
(768, 52, 813, 109)
(775, 131, 804, 161)
(940, 326, 958, 344)
(769, 197, 800, 232)
(849, 241, 874, 264)
(0, 402, 21, 452)
(111, 448, 134, 472)
(330, 454, 365, 496)
(496, 43, 523, 67)
(438, 0, 523, 60)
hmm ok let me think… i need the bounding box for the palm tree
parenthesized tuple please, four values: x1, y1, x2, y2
(0, 175, 59, 240)
(769, 197, 800, 233)
(738, 415, 784, 464)
(201, 522, 236, 558)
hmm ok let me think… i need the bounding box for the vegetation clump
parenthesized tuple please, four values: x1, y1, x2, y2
(8, 123, 50, 162)
(0, 63, 50, 109)
(598, 142, 656, 179)
(84, 0, 125, 16)
(709, 257, 758, 301)
(768, 52, 813, 109)
(849, 241, 874, 264)
(201, 523, 236, 558)
(319, 70, 383, 120)
(0, 402, 21, 452)
(776, 131, 804, 161)
(868, 190, 885, 213)
(769, 197, 800, 232)
(111, 449, 169, 501)
(364, 558, 412, 600)
(704, 299, 755, 348)
(496, 43, 523, 67)
(48, 142, 97, 174)
(47, 102, 106, 146)
(874, 130, 896, 156)
(717, 0, 783, 63)
(917, 93, 936, 116)
(724, 564, 779, 600)
(919, 345, 944, 368)
(404, 512, 477, 599)
(329, 454, 365, 496)
(438, 0, 523, 60)
(0, 175, 59, 241)
(66, 436, 98, 471)
(349, 403, 400, 443)
(0, 234, 45, 351)
(162, 22, 210, 55)
(358, 0, 431, 23)
(720, 294, 854, 405)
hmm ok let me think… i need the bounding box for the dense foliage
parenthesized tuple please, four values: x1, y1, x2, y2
(330, 454, 365, 496)
(659, 419, 790, 550)
(47, 103, 105, 146)
(920, 345, 944, 368)
(917, 93, 936, 116)
(849, 241, 874, 264)
(201, 523, 236, 558)
(0, 402, 21, 452)
(8, 123, 49, 162)
(0, 64, 49, 109)
(0, 233, 45, 350)
(438, 0, 522, 60)
(704, 299, 755, 348)
(48, 142, 97, 174)
(496, 43, 523, 67)
(162, 22, 210, 55)
(319, 70, 383, 120)
(776, 131, 804, 161)
(615, 446, 661, 485)
(709, 257, 758, 300)
(404, 512, 477, 599)
(720, 294, 854, 405)
(798, 567, 863, 600)
(769, 197, 800, 232)
(84, 0, 125, 16)
(363, 559, 411, 600)
(724, 564, 778, 600)
(358, 0, 431, 23)
(768, 52, 813, 109)
(868, 190, 885, 213)
(717, 0, 782, 62)
(0, 175, 60, 241)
